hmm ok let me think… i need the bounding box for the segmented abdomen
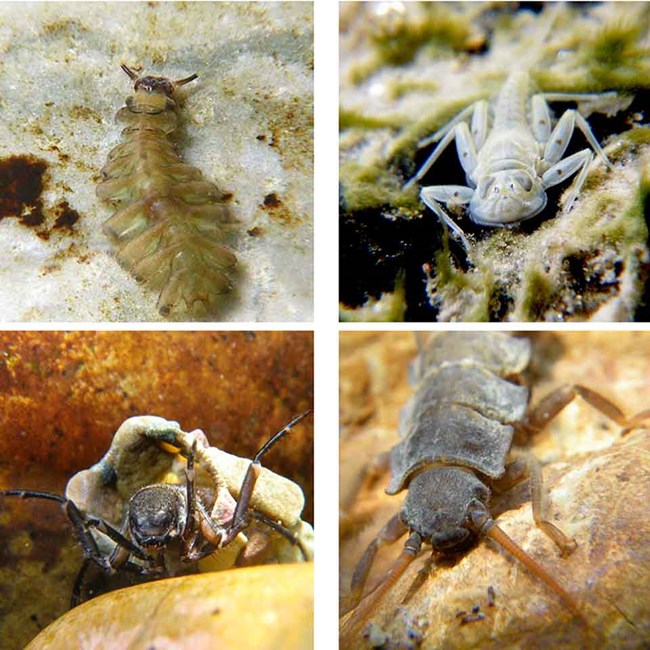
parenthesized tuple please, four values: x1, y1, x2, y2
(97, 88, 236, 316)
(387, 333, 531, 494)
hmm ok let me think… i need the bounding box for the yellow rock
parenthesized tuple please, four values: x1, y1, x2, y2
(27, 563, 313, 650)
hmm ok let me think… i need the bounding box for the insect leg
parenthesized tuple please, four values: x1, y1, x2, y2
(405, 123, 466, 189)
(522, 383, 631, 434)
(417, 102, 479, 149)
(541, 149, 593, 211)
(0, 491, 116, 574)
(420, 185, 474, 250)
(71, 558, 93, 607)
(470, 100, 489, 150)
(341, 529, 421, 644)
(342, 513, 409, 615)
(221, 410, 312, 546)
(531, 95, 552, 144)
(454, 122, 479, 176)
(543, 108, 612, 169)
(496, 454, 576, 557)
(184, 439, 198, 538)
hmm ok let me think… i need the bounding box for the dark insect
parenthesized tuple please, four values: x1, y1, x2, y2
(457, 606, 485, 626)
(97, 64, 237, 317)
(340, 332, 649, 644)
(0, 411, 312, 607)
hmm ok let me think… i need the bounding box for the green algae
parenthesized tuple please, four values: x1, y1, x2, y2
(339, 277, 406, 322)
(346, 3, 479, 85)
(340, 161, 420, 213)
(339, 108, 406, 131)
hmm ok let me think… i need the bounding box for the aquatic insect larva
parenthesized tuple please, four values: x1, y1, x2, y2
(97, 65, 237, 316)
(0, 413, 314, 606)
(340, 332, 650, 645)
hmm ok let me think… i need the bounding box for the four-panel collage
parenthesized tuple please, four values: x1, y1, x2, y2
(0, 1, 648, 650)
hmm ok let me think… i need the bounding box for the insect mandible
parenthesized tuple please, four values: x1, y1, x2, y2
(0, 412, 313, 606)
(340, 332, 649, 643)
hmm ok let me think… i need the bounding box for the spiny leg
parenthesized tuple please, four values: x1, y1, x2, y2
(342, 513, 409, 616)
(183, 439, 198, 538)
(1, 491, 113, 573)
(1, 490, 152, 606)
(3, 489, 152, 566)
(420, 185, 474, 250)
(494, 454, 576, 557)
(221, 410, 312, 547)
(341, 527, 421, 645)
(522, 383, 631, 435)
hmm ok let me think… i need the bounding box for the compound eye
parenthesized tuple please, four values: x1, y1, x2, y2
(512, 172, 533, 192)
(479, 176, 496, 199)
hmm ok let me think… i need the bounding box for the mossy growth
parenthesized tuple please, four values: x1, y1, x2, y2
(368, 6, 473, 68)
(433, 247, 493, 321)
(339, 277, 406, 322)
(517, 268, 557, 321)
(340, 161, 420, 213)
(339, 108, 406, 131)
(386, 78, 439, 101)
(620, 126, 650, 147)
(581, 15, 650, 89)
(347, 4, 481, 85)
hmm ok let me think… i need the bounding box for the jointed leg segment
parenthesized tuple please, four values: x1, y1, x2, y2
(343, 513, 409, 615)
(522, 383, 630, 434)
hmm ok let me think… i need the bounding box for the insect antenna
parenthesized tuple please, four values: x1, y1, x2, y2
(253, 409, 313, 463)
(483, 521, 582, 617)
(0, 489, 67, 503)
(175, 73, 198, 86)
(120, 63, 140, 80)
(341, 532, 421, 645)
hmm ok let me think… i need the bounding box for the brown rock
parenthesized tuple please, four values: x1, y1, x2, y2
(26, 563, 313, 650)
